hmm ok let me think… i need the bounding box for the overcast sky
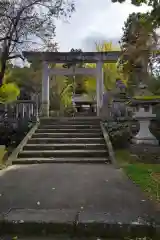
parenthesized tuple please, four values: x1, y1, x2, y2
(54, 0, 151, 51)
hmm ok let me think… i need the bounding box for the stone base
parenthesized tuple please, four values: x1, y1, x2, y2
(41, 102, 49, 117)
(132, 137, 159, 145)
(130, 144, 160, 164)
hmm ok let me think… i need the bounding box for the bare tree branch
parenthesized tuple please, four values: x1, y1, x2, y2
(8, 54, 24, 60)
(0, 0, 75, 83)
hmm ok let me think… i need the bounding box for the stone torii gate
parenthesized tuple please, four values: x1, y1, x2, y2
(23, 51, 121, 117)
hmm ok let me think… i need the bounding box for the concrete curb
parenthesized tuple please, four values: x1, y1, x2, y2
(76, 222, 160, 239)
(0, 221, 74, 236)
(12, 158, 110, 164)
(100, 122, 118, 168)
(1, 222, 159, 239)
(0, 208, 159, 238)
(7, 122, 40, 166)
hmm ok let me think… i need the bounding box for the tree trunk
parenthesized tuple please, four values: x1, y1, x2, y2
(0, 49, 8, 86)
(0, 60, 7, 85)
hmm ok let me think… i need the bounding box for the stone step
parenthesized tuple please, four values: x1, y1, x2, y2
(40, 117, 100, 121)
(39, 124, 100, 129)
(40, 119, 100, 125)
(1, 209, 158, 238)
(18, 149, 108, 158)
(36, 128, 101, 133)
(14, 157, 109, 164)
(32, 132, 103, 138)
(40, 122, 101, 127)
(28, 137, 105, 144)
(0, 237, 116, 240)
(40, 121, 100, 124)
(24, 143, 106, 151)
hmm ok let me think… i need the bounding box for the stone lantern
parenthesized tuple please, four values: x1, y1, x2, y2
(130, 83, 160, 145)
(72, 94, 96, 116)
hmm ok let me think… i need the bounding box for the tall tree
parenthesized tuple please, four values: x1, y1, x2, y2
(4, 63, 41, 98)
(111, 0, 160, 27)
(149, 75, 160, 95)
(0, 0, 74, 85)
(119, 12, 159, 94)
(85, 41, 126, 99)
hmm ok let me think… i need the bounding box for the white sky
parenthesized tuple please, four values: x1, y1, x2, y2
(54, 0, 151, 51)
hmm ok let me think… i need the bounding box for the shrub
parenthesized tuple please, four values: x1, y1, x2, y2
(104, 121, 132, 149)
(150, 104, 160, 143)
(150, 120, 160, 144)
(64, 106, 76, 116)
(0, 119, 33, 148)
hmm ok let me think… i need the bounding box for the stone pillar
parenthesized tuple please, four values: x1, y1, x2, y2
(42, 61, 50, 117)
(96, 61, 103, 116)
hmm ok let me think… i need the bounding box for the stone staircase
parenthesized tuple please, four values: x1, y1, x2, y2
(14, 117, 109, 164)
(3, 117, 159, 239)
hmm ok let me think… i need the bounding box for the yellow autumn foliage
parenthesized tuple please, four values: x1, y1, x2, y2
(84, 41, 127, 95)
(0, 83, 20, 104)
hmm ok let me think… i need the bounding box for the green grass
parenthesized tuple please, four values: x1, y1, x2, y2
(0, 145, 7, 169)
(115, 150, 160, 203)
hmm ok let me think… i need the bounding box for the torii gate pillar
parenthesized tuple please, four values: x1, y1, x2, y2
(42, 61, 50, 117)
(96, 61, 103, 116)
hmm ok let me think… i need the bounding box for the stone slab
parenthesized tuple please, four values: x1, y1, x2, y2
(1, 209, 159, 238)
(13, 158, 109, 164)
(23, 143, 106, 151)
(0, 164, 159, 237)
(17, 150, 108, 159)
(28, 138, 105, 144)
(77, 211, 159, 238)
(38, 124, 100, 129)
(36, 129, 101, 133)
(2, 209, 76, 222)
(0, 237, 103, 240)
(32, 133, 103, 138)
(0, 209, 76, 235)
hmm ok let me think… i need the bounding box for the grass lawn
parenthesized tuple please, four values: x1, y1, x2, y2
(115, 150, 160, 204)
(0, 145, 7, 169)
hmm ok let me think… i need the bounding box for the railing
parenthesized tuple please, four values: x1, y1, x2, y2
(0, 100, 39, 123)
